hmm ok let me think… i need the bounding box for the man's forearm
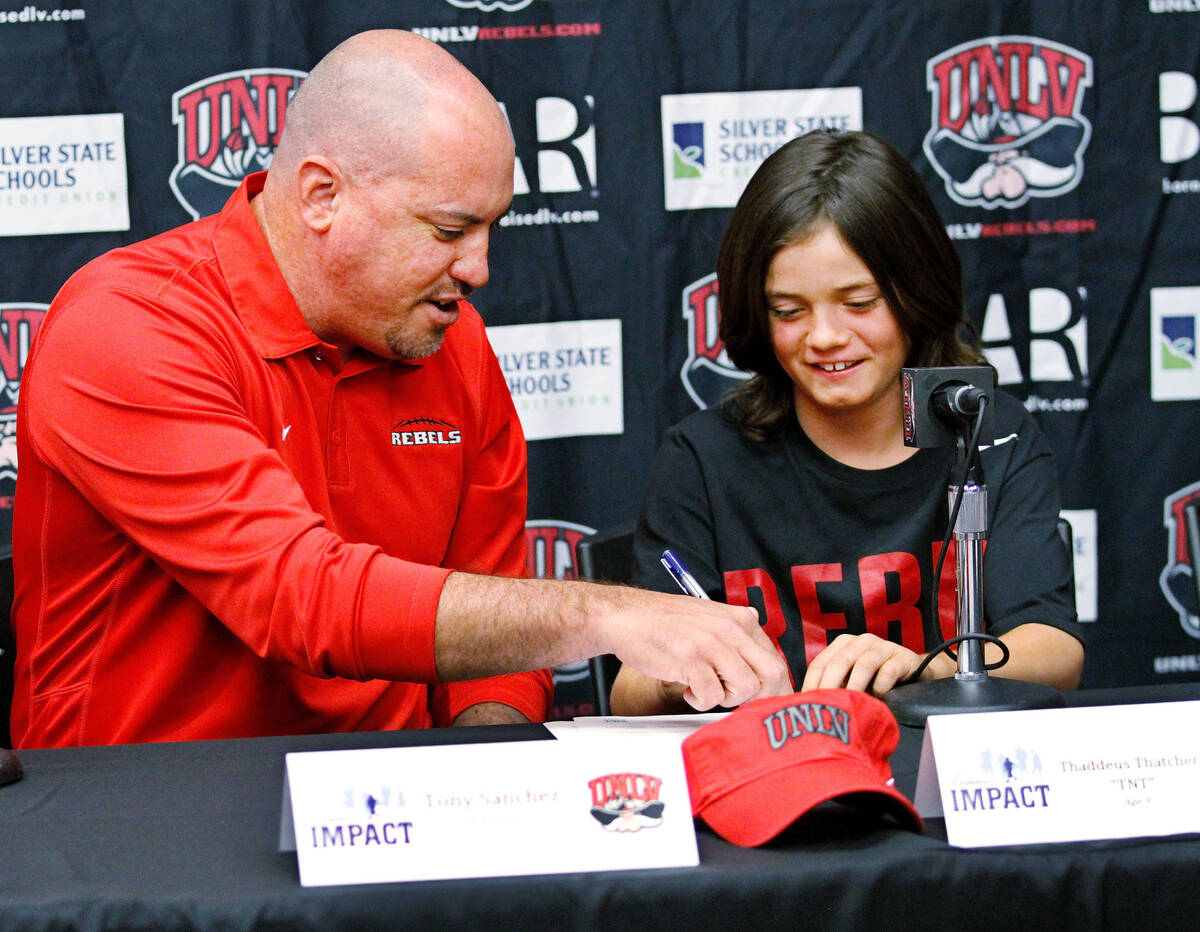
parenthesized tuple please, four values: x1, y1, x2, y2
(434, 572, 599, 681)
(451, 702, 531, 726)
(432, 570, 790, 713)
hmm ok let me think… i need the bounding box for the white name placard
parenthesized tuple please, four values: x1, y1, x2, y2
(280, 738, 697, 887)
(914, 700, 1200, 848)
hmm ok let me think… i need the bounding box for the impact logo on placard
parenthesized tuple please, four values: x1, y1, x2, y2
(305, 781, 413, 851)
(0, 303, 47, 483)
(588, 772, 665, 832)
(1158, 482, 1200, 642)
(946, 746, 1052, 814)
(169, 69, 305, 220)
(923, 36, 1093, 210)
(680, 273, 750, 409)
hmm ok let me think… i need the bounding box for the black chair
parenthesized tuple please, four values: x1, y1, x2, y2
(576, 521, 635, 716)
(1056, 517, 1076, 612)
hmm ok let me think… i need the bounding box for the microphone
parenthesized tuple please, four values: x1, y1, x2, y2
(931, 382, 989, 424)
(902, 366, 996, 448)
(887, 363, 1063, 726)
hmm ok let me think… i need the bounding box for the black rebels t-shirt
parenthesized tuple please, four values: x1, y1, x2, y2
(632, 390, 1080, 681)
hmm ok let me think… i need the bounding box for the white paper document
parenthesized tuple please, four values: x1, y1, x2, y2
(548, 712, 727, 743)
(914, 700, 1200, 847)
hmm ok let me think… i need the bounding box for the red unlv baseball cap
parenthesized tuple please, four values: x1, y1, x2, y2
(681, 689, 922, 846)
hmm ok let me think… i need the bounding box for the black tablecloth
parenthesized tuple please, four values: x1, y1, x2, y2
(1, 683, 1198, 930)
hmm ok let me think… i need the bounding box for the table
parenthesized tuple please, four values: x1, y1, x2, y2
(2, 683, 1198, 930)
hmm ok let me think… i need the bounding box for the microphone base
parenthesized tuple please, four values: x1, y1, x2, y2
(885, 675, 1064, 727)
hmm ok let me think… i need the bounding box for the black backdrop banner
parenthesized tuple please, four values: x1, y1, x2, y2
(2, 0, 1199, 719)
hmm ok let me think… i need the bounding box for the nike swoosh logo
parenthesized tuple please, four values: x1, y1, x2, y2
(282, 425, 292, 442)
(981, 432, 1018, 449)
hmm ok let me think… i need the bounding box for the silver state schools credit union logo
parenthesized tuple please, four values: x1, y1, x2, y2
(923, 36, 1092, 209)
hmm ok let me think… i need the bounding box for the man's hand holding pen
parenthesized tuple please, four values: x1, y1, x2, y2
(607, 548, 792, 711)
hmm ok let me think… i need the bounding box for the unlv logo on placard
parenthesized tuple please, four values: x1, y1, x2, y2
(923, 37, 1093, 209)
(169, 69, 306, 220)
(680, 273, 750, 409)
(0, 304, 48, 547)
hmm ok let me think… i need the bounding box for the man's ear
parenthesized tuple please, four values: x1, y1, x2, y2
(295, 156, 341, 233)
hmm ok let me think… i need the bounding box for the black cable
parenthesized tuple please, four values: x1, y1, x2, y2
(909, 631, 1011, 682)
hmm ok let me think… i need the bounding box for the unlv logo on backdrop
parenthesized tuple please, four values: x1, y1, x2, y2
(1159, 482, 1200, 640)
(445, 0, 541, 9)
(526, 519, 596, 711)
(923, 37, 1093, 209)
(169, 68, 306, 220)
(525, 519, 592, 581)
(680, 273, 750, 409)
(0, 303, 47, 483)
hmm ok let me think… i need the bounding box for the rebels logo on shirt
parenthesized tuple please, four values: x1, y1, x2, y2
(724, 545, 968, 664)
(390, 417, 463, 447)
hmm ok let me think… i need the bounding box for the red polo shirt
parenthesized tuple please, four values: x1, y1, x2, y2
(12, 173, 551, 747)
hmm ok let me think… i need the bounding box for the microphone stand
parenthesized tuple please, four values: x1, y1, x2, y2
(886, 429, 1064, 727)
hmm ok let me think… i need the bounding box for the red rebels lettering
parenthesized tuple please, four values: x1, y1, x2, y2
(0, 307, 44, 382)
(725, 549, 965, 665)
(790, 563, 845, 665)
(684, 275, 723, 364)
(859, 552, 924, 646)
(724, 567, 787, 648)
(931, 40, 1089, 134)
(176, 73, 299, 169)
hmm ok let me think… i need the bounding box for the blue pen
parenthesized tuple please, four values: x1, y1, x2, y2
(660, 549, 711, 600)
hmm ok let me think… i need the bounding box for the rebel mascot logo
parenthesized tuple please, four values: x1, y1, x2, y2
(924, 36, 1093, 209)
(587, 772, 665, 832)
